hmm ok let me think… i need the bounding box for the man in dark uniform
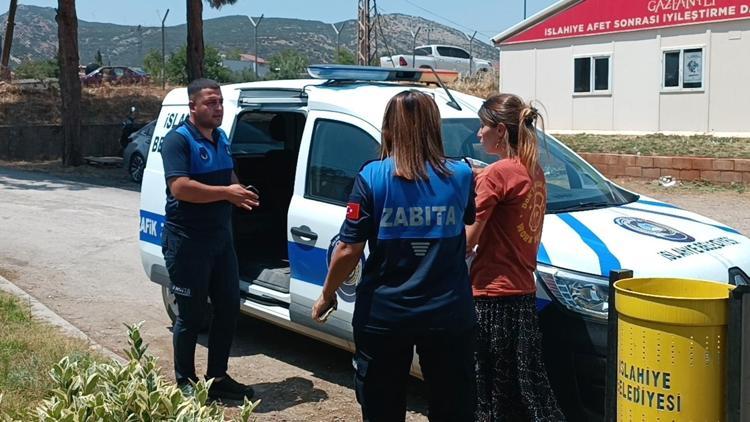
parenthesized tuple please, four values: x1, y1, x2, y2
(161, 78, 258, 401)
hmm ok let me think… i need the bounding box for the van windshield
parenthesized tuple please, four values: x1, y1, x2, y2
(441, 118, 638, 213)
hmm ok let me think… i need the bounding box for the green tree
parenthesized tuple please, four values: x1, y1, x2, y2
(142, 49, 163, 81)
(94, 49, 103, 66)
(166, 45, 231, 85)
(228, 67, 258, 83)
(14, 59, 59, 79)
(335, 49, 356, 65)
(268, 49, 308, 80)
(225, 47, 243, 60)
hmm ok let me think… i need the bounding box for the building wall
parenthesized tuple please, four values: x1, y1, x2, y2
(499, 19, 750, 135)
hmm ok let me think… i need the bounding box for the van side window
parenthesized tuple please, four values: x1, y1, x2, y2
(306, 119, 379, 205)
(230, 112, 287, 155)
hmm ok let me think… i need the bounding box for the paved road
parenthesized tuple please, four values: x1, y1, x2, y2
(0, 167, 430, 421)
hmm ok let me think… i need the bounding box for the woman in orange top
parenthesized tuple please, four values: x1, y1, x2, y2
(467, 94, 565, 421)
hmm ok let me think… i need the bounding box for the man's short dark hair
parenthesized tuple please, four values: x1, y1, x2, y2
(188, 78, 221, 101)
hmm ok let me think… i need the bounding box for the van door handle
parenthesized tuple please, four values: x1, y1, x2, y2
(291, 226, 318, 241)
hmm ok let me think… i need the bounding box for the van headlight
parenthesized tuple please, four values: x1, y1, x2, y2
(536, 264, 609, 320)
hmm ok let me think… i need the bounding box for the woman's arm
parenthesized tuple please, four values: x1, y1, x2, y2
(466, 219, 488, 256)
(312, 241, 366, 322)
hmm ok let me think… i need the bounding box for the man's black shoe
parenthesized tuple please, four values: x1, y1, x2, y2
(207, 374, 255, 401)
(177, 381, 196, 398)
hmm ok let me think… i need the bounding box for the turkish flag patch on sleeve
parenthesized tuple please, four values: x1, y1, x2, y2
(346, 203, 361, 220)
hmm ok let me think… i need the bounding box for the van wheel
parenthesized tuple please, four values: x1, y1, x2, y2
(161, 286, 212, 331)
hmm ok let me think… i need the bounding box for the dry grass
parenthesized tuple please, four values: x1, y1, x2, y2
(448, 71, 499, 99)
(0, 82, 167, 126)
(556, 133, 750, 159)
(0, 292, 100, 418)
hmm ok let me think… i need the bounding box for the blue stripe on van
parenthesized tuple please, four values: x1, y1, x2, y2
(557, 213, 622, 277)
(139, 210, 165, 246)
(621, 205, 741, 235)
(287, 242, 328, 286)
(536, 298, 552, 312)
(636, 199, 680, 209)
(537, 243, 551, 266)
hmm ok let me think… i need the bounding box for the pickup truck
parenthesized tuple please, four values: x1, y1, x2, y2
(380, 44, 492, 75)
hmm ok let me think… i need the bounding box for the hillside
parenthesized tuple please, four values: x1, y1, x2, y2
(0, 5, 498, 67)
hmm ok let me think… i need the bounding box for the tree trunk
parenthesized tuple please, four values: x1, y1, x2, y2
(186, 0, 204, 82)
(56, 0, 83, 166)
(1, 0, 18, 80)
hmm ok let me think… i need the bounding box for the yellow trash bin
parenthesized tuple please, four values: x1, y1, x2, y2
(614, 278, 734, 422)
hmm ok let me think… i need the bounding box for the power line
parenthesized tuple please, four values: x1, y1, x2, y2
(402, 0, 494, 39)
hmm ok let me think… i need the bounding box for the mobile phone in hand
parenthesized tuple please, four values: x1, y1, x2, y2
(319, 299, 338, 323)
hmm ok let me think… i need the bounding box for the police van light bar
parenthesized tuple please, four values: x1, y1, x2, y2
(307, 65, 460, 84)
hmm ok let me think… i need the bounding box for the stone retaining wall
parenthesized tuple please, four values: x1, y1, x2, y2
(0, 124, 122, 160)
(578, 153, 750, 184)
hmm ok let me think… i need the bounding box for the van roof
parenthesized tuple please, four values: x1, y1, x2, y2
(162, 79, 483, 128)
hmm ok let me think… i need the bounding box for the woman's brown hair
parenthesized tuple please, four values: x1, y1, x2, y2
(478, 94, 544, 174)
(381, 90, 450, 181)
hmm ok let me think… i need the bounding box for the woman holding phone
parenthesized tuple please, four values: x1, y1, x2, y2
(312, 90, 477, 422)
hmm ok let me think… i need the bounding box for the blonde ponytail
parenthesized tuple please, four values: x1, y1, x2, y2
(478, 94, 545, 175)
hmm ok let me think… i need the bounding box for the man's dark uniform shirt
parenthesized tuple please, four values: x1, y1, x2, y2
(162, 120, 234, 236)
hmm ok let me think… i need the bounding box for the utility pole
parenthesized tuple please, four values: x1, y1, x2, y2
(249, 14, 264, 79)
(426, 25, 432, 45)
(160, 9, 169, 89)
(410, 27, 421, 68)
(331, 22, 345, 61)
(137, 25, 142, 63)
(524, 0, 528, 19)
(357, 0, 376, 65)
(465, 31, 476, 75)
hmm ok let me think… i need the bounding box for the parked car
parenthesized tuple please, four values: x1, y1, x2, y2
(138, 65, 750, 422)
(380, 45, 492, 75)
(123, 119, 156, 183)
(81, 66, 150, 86)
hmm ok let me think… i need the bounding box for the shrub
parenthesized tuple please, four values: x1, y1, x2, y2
(0, 323, 259, 421)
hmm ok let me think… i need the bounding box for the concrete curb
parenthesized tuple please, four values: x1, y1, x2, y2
(0, 275, 126, 364)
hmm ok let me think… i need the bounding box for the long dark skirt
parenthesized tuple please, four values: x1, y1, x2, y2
(474, 294, 566, 422)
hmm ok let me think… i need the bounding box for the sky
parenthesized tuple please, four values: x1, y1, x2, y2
(1, 0, 557, 44)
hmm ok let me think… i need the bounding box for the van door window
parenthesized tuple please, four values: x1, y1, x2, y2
(230, 112, 288, 155)
(306, 119, 379, 205)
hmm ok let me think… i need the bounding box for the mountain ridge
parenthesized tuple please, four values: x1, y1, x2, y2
(0, 5, 498, 68)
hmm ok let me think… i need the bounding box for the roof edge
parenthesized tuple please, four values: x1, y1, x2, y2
(492, 0, 582, 46)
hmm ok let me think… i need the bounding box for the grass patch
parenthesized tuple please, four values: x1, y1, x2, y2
(556, 133, 750, 159)
(0, 292, 99, 418)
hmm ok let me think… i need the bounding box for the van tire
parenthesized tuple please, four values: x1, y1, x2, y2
(161, 286, 212, 332)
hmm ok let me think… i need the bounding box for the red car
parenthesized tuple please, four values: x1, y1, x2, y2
(81, 66, 150, 86)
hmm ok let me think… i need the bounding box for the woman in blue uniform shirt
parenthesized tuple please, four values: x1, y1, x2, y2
(312, 90, 477, 422)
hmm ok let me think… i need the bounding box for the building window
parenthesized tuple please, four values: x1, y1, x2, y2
(663, 48, 703, 90)
(574, 56, 610, 94)
(306, 119, 379, 205)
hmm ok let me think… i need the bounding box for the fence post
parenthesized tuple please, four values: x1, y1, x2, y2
(605, 269, 633, 422)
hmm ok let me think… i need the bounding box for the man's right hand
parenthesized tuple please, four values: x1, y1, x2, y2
(225, 184, 260, 211)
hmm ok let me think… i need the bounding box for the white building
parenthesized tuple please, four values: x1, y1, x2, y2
(492, 0, 750, 136)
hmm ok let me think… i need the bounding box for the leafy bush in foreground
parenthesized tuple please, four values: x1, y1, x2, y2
(0, 323, 259, 421)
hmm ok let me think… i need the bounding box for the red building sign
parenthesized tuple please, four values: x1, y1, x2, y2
(501, 0, 750, 45)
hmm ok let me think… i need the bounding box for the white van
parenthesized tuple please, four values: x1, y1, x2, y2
(139, 65, 750, 421)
